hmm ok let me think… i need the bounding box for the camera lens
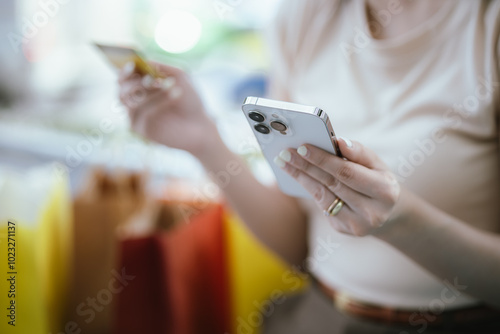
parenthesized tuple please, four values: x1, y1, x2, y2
(248, 111, 265, 122)
(254, 124, 270, 134)
(270, 121, 287, 132)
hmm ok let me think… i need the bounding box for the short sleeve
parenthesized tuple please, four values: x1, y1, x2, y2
(264, 1, 292, 100)
(488, 1, 500, 149)
(264, 0, 342, 101)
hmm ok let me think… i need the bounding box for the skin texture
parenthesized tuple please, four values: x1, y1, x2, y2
(118, 0, 500, 308)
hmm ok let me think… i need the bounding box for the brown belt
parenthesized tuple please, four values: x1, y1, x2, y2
(317, 280, 500, 327)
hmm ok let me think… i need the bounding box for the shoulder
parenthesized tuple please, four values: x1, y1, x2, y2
(267, 0, 344, 74)
(271, 0, 343, 46)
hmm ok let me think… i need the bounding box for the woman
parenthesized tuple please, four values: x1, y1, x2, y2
(119, 0, 500, 332)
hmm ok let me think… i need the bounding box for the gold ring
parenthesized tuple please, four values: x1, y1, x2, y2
(324, 198, 344, 217)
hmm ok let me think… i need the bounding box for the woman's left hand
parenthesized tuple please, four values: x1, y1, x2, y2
(274, 137, 402, 236)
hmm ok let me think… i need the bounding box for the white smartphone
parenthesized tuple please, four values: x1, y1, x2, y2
(242, 96, 341, 198)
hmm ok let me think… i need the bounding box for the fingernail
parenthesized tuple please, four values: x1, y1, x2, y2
(339, 136, 353, 148)
(169, 86, 183, 99)
(123, 61, 135, 76)
(142, 75, 154, 88)
(273, 156, 286, 168)
(297, 145, 307, 156)
(279, 150, 291, 162)
(152, 78, 163, 88)
(162, 76, 176, 91)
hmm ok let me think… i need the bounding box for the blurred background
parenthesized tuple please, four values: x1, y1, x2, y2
(0, 0, 281, 193)
(0, 2, 316, 333)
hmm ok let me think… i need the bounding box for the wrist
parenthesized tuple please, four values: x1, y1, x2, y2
(191, 121, 229, 167)
(372, 187, 418, 242)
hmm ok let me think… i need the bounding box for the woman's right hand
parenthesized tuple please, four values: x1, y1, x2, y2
(118, 61, 220, 158)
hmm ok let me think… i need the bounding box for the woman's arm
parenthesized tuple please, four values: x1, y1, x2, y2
(118, 62, 308, 266)
(276, 137, 500, 308)
(375, 188, 500, 308)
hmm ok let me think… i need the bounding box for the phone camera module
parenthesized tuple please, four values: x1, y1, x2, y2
(254, 124, 270, 134)
(270, 121, 288, 132)
(248, 111, 265, 122)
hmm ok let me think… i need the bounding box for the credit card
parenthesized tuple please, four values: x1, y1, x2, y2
(94, 43, 160, 78)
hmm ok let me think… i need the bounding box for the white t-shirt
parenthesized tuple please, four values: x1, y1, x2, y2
(267, 0, 500, 308)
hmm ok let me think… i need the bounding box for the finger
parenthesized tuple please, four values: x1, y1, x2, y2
(293, 145, 386, 198)
(142, 72, 178, 92)
(126, 76, 183, 126)
(276, 162, 357, 233)
(277, 157, 385, 236)
(275, 156, 348, 210)
(121, 74, 177, 100)
(121, 74, 162, 97)
(130, 104, 159, 136)
(120, 78, 171, 111)
(155, 76, 177, 91)
(277, 152, 394, 236)
(141, 75, 157, 89)
(282, 151, 394, 230)
(276, 149, 370, 208)
(119, 62, 181, 102)
(329, 219, 356, 236)
(119, 61, 138, 83)
(149, 61, 185, 79)
(119, 74, 145, 106)
(121, 84, 149, 109)
(337, 137, 387, 170)
(130, 86, 184, 136)
(128, 89, 168, 126)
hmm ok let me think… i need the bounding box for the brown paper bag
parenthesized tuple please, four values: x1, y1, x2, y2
(68, 168, 155, 334)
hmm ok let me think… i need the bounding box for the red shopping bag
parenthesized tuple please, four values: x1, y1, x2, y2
(114, 204, 231, 334)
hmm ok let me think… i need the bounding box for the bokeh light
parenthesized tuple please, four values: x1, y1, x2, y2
(154, 10, 202, 54)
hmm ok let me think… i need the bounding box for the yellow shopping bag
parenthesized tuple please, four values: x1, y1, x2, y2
(224, 211, 309, 334)
(0, 164, 72, 334)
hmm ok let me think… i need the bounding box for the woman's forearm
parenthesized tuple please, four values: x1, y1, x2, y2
(374, 188, 500, 308)
(196, 129, 308, 266)
(117, 62, 307, 265)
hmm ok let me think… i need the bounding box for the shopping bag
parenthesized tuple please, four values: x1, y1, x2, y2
(68, 168, 156, 334)
(114, 204, 230, 334)
(0, 163, 72, 334)
(113, 200, 308, 334)
(224, 210, 309, 334)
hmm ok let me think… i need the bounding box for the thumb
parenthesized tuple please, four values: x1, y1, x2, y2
(149, 61, 185, 78)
